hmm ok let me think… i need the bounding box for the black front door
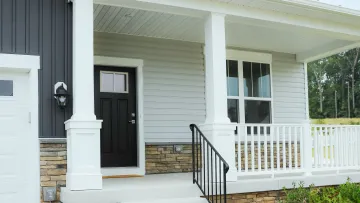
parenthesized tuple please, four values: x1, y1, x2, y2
(94, 66, 137, 167)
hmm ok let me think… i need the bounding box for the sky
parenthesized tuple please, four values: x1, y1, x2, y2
(313, 0, 360, 10)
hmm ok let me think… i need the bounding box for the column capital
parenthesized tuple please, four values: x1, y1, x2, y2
(206, 12, 226, 18)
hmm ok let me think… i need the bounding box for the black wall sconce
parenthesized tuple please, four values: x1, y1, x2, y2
(54, 82, 69, 109)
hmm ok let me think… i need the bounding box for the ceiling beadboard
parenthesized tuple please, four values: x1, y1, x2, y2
(93, 4, 204, 42)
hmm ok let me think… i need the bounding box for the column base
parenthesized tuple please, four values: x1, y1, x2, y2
(65, 119, 103, 191)
(66, 173, 102, 191)
(200, 122, 237, 182)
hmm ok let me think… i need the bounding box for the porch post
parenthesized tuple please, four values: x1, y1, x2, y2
(65, 0, 102, 190)
(303, 62, 313, 176)
(201, 12, 237, 181)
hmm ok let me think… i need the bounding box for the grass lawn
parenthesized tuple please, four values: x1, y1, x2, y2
(312, 118, 360, 125)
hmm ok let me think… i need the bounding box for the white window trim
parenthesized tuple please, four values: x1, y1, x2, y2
(100, 71, 129, 93)
(94, 55, 145, 177)
(226, 49, 275, 124)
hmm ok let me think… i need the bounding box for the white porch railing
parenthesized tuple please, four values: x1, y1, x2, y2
(235, 124, 360, 177)
(312, 125, 360, 171)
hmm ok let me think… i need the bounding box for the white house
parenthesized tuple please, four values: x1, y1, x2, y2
(0, 0, 360, 203)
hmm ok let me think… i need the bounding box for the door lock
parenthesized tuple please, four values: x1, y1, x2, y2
(129, 120, 136, 124)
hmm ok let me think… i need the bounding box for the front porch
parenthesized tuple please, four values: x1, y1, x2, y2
(60, 0, 360, 202)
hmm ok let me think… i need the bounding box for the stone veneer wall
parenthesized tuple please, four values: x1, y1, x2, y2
(40, 143, 67, 203)
(145, 144, 193, 174)
(211, 190, 285, 203)
(235, 143, 301, 170)
(227, 191, 285, 203)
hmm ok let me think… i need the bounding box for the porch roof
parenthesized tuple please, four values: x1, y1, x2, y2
(94, 0, 360, 62)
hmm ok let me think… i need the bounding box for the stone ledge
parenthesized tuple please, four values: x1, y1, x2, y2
(39, 138, 67, 144)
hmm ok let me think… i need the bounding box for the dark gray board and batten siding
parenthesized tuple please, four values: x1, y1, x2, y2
(0, 0, 73, 138)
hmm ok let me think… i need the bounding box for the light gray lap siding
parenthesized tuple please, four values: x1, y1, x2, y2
(272, 53, 307, 123)
(94, 33, 307, 143)
(94, 32, 205, 143)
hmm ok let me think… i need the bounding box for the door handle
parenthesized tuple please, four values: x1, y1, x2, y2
(129, 120, 136, 124)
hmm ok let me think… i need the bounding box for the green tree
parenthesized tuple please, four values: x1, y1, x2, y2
(308, 48, 360, 119)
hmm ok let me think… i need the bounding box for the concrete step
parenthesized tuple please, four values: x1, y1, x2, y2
(122, 197, 209, 203)
(61, 183, 203, 203)
(61, 173, 205, 203)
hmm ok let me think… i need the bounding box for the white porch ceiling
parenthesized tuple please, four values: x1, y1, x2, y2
(93, 4, 204, 42)
(94, 4, 351, 55)
(214, 0, 360, 25)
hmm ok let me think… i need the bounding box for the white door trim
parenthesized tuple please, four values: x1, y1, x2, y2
(94, 55, 145, 176)
(0, 53, 40, 203)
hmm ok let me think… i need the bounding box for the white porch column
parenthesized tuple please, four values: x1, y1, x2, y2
(303, 63, 313, 176)
(65, 0, 102, 190)
(201, 12, 237, 181)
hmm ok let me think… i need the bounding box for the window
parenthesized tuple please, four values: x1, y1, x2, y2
(226, 58, 272, 125)
(243, 62, 271, 124)
(100, 71, 128, 93)
(0, 80, 13, 96)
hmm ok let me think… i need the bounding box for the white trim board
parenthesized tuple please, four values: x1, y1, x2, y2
(0, 54, 40, 70)
(94, 56, 145, 176)
(0, 53, 40, 203)
(227, 49, 272, 64)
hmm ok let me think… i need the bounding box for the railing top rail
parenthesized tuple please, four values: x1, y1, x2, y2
(232, 123, 304, 127)
(190, 124, 230, 173)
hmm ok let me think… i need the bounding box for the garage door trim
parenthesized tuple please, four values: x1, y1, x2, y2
(0, 53, 40, 203)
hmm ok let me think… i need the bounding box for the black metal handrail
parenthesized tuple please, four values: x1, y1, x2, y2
(190, 124, 229, 203)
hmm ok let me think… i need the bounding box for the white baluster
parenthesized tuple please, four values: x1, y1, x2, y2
(270, 126, 274, 176)
(276, 126, 280, 171)
(346, 128, 349, 166)
(314, 126, 318, 168)
(331, 127, 335, 167)
(300, 126, 304, 169)
(356, 127, 359, 167)
(251, 126, 255, 172)
(335, 127, 339, 168)
(324, 127, 328, 167)
(351, 127, 354, 166)
(264, 126, 268, 171)
(237, 125, 241, 172)
(289, 126, 292, 170)
(340, 127, 344, 167)
(283, 126, 286, 170)
(244, 125, 248, 172)
(258, 126, 261, 172)
(295, 126, 298, 169)
(320, 127, 324, 168)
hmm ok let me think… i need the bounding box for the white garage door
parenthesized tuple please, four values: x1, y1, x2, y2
(0, 72, 36, 203)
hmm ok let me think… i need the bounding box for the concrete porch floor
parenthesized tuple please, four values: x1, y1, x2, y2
(60, 173, 207, 203)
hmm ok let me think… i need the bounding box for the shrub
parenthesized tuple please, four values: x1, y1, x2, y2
(281, 179, 360, 203)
